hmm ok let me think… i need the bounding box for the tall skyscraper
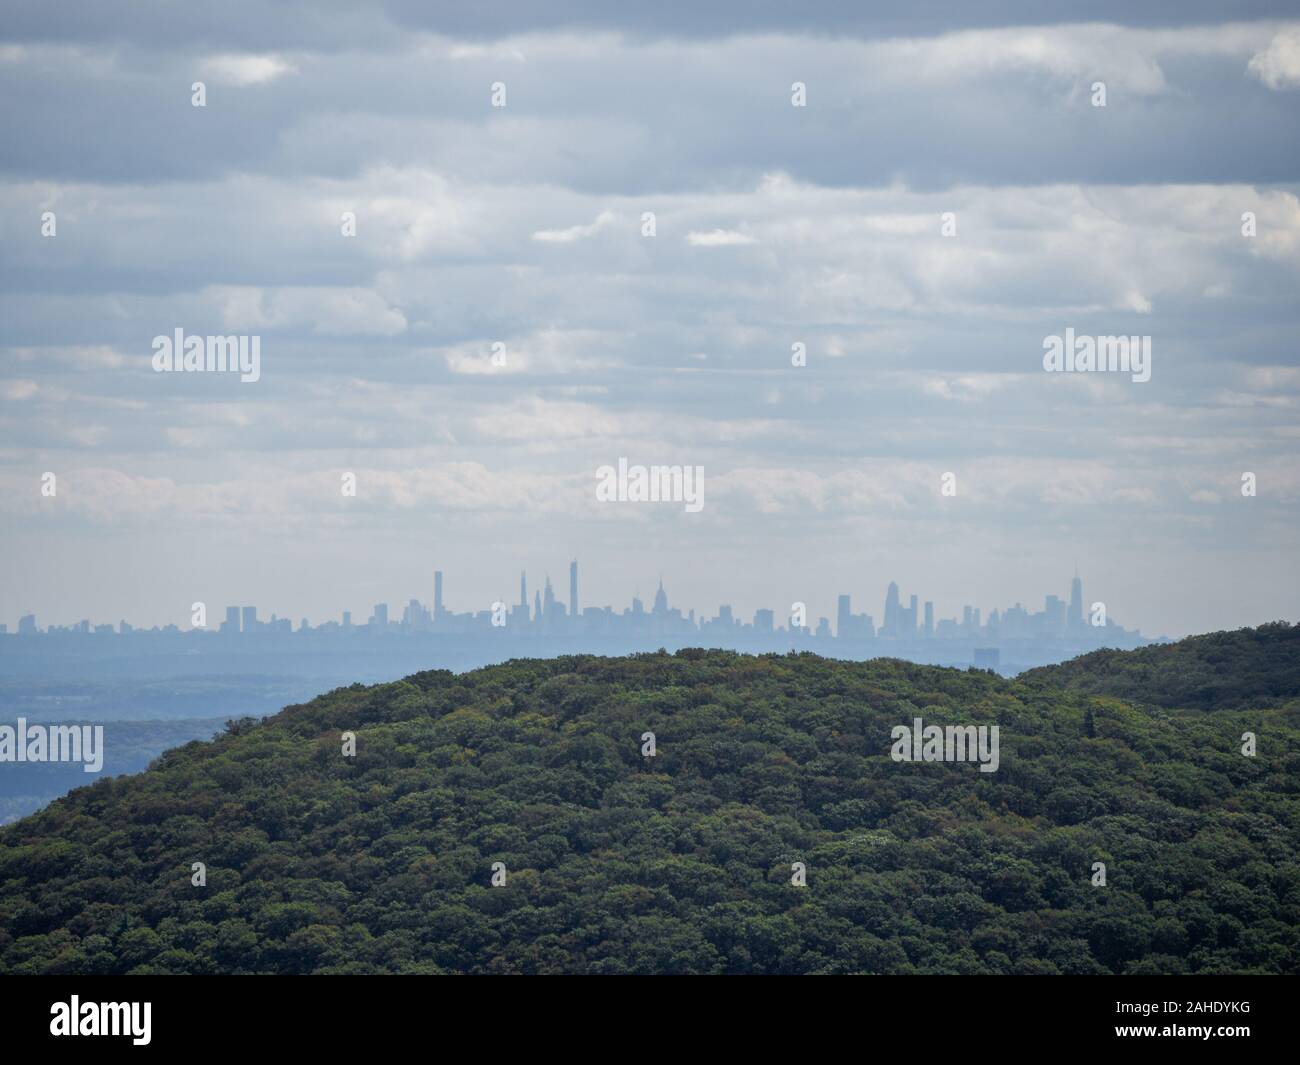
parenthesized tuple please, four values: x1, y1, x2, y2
(434, 570, 444, 619)
(884, 582, 900, 637)
(570, 560, 579, 618)
(519, 570, 527, 611)
(1069, 569, 1083, 630)
(223, 606, 240, 633)
(371, 603, 388, 629)
(924, 601, 934, 636)
(241, 605, 256, 633)
(837, 594, 852, 638)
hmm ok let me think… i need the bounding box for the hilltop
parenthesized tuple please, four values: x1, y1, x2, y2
(1, 628, 1297, 974)
(1022, 621, 1300, 710)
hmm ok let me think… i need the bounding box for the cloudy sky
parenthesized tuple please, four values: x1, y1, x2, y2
(2, 3, 1299, 638)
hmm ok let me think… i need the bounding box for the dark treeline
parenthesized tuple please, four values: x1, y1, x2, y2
(1, 625, 1297, 974)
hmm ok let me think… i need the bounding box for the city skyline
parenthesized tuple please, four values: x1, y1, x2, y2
(3, 562, 1145, 645)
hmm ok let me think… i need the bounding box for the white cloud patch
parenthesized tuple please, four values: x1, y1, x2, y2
(442, 328, 622, 375)
(200, 53, 297, 87)
(205, 285, 407, 336)
(1248, 30, 1300, 90)
(904, 25, 1169, 95)
(921, 374, 1013, 402)
(686, 228, 758, 247)
(532, 210, 617, 243)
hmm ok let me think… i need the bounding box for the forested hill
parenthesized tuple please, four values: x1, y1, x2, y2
(1, 639, 1297, 975)
(1021, 621, 1300, 711)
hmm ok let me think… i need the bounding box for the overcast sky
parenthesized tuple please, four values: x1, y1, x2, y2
(2, 4, 1299, 637)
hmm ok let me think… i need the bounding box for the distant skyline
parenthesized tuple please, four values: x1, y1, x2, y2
(4, 563, 1143, 642)
(0, 533, 1286, 640)
(2, 7, 1298, 641)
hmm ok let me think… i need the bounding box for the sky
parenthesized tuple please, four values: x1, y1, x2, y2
(1, 4, 1299, 639)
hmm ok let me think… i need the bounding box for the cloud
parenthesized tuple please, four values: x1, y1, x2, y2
(200, 53, 297, 86)
(5, 22, 1298, 190)
(1243, 365, 1300, 390)
(903, 25, 1169, 95)
(532, 210, 616, 243)
(921, 375, 1013, 402)
(205, 285, 408, 336)
(448, 43, 526, 62)
(442, 328, 623, 375)
(1, 379, 38, 400)
(686, 228, 757, 247)
(9, 345, 127, 370)
(1248, 30, 1300, 89)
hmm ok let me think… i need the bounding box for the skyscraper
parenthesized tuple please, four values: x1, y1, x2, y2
(924, 601, 934, 636)
(837, 594, 852, 638)
(884, 582, 900, 637)
(434, 570, 444, 620)
(1069, 569, 1083, 630)
(519, 570, 527, 611)
(570, 560, 579, 618)
(241, 605, 256, 633)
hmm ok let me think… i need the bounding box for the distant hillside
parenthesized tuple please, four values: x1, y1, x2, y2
(1022, 622, 1300, 711)
(0, 717, 228, 826)
(1, 641, 1297, 975)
